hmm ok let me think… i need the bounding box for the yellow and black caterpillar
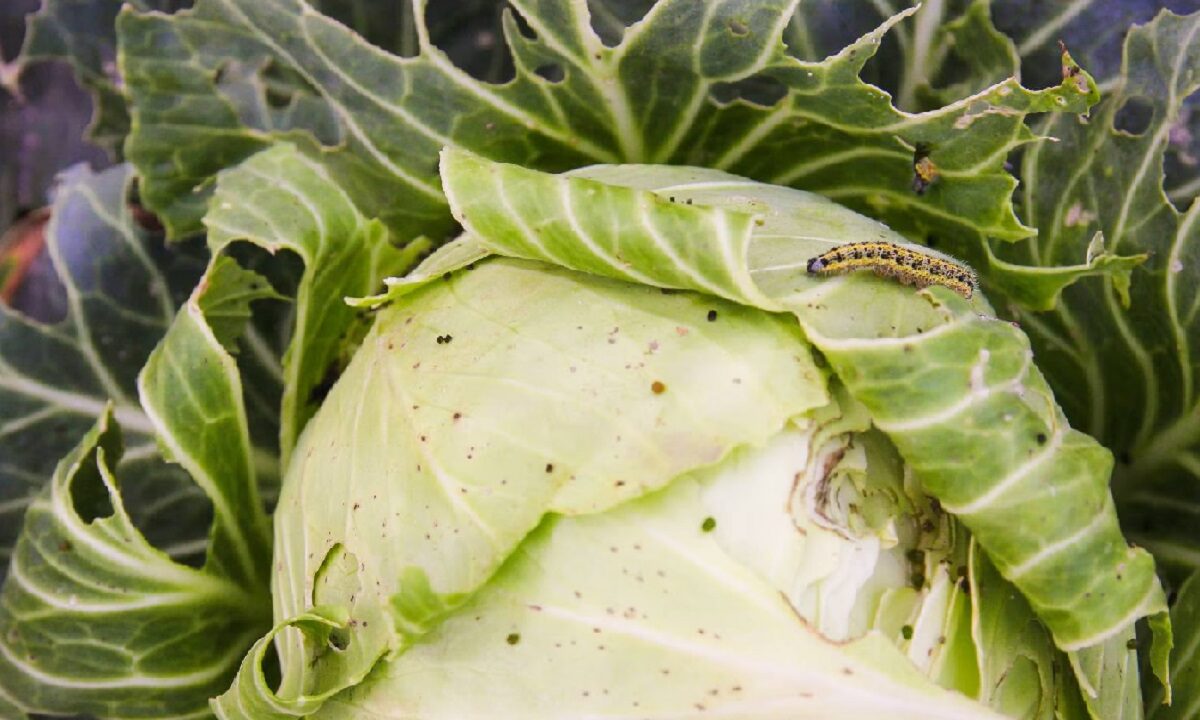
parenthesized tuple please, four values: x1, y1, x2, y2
(806, 241, 978, 299)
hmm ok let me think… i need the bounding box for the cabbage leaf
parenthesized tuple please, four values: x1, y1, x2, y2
(0, 164, 208, 578)
(432, 148, 1169, 699)
(118, 0, 1095, 249)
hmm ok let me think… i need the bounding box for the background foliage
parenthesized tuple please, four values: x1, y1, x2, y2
(2, 1, 1200, 718)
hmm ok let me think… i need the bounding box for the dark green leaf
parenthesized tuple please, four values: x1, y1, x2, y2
(788, 0, 1022, 111)
(0, 165, 290, 718)
(999, 11, 1200, 589)
(981, 234, 1147, 312)
(195, 255, 287, 353)
(0, 406, 270, 719)
(0, 164, 207, 578)
(118, 0, 1096, 257)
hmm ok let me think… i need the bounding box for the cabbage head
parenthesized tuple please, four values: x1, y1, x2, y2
(208, 149, 1169, 720)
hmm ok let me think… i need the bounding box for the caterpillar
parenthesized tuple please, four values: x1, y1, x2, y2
(806, 241, 978, 299)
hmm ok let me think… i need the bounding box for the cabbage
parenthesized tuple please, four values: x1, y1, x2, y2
(210, 151, 1163, 719)
(3, 2, 1196, 719)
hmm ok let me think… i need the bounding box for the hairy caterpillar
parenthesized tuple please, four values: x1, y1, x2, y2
(806, 242, 978, 299)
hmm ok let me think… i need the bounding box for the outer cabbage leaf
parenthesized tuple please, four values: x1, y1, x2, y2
(118, 0, 1095, 254)
(202, 142, 423, 465)
(0, 142, 418, 717)
(788, 0, 1019, 111)
(214, 257, 829, 717)
(997, 11, 1200, 589)
(1151, 570, 1200, 719)
(9, 0, 511, 157)
(0, 164, 208, 578)
(970, 540, 1060, 720)
(0, 408, 267, 719)
(0, 250, 275, 718)
(12, 0, 191, 153)
(313, 473, 1006, 720)
(778, 0, 1149, 311)
(991, 0, 1200, 209)
(433, 151, 1167, 690)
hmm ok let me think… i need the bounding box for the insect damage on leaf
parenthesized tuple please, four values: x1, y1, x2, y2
(806, 242, 979, 298)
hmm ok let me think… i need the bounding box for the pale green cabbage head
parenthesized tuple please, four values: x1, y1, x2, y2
(215, 151, 1167, 720)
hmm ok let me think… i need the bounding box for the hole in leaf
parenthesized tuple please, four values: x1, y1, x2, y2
(315, 0, 421, 58)
(710, 75, 787, 107)
(507, 6, 537, 40)
(328, 626, 351, 652)
(587, 0, 654, 47)
(534, 63, 565, 83)
(124, 468, 213, 570)
(1165, 95, 1199, 210)
(1113, 95, 1155, 136)
(70, 449, 115, 524)
(425, 2, 515, 83)
(260, 59, 307, 110)
(262, 634, 282, 690)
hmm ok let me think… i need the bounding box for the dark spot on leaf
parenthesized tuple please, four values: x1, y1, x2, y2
(545, 463, 554, 473)
(901, 625, 913, 640)
(701, 517, 716, 532)
(651, 381, 666, 394)
(506, 633, 521, 645)
(728, 18, 749, 36)
(707, 309, 718, 322)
